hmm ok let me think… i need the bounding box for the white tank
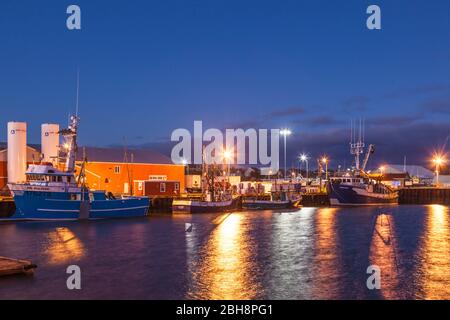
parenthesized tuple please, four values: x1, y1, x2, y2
(7, 122, 27, 183)
(41, 123, 60, 164)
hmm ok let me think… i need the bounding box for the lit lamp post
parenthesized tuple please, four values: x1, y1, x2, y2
(280, 129, 292, 180)
(432, 155, 446, 187)
(222, 149, 232, 180)
(300, 154, 309, 180)
(321, 156, 329, 180)
(378, 165, 385, 183)
(181, 158, 188, 175)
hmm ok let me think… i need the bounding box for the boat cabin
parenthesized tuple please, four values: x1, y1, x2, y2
(25, 164, 76, 185)
(330, 176, 366, 184)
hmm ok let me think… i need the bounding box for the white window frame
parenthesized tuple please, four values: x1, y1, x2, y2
(114, 165, 121, 174)
(160, 182, 166, 193)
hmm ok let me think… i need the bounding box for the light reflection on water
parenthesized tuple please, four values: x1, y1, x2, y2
(312, 208, 341, 299)
(44, 227, 85, 266)
(187, 213, 261, 299)
(369, 214, 400, 299)
(0, 205, 449, 299)
(417, 205, 450, 299)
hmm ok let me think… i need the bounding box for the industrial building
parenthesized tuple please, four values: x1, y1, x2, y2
(77, 147, 185, 195)
(1, 121, 186, 197)
(380, 164, 435, 186)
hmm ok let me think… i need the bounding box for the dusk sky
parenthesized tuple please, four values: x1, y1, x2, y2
(1, 0, 450, 168)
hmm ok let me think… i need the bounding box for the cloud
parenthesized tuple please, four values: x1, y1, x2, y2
(383, 84, 450, 100)
(342, 96, 370, 112)
(268, 106, 305, 117)
(294, 115, 342, 127)
(366, 115, 422, 126)
(420, 95, 450, 113)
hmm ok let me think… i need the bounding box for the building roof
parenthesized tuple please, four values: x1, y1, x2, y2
(77, 146, 173, 164)
(433, 175, 450, 184)
(382, 164, 434, 179)
(0, 142, 41, 152)
(382, 173, 411, 180)
(0, 142, 172, 165)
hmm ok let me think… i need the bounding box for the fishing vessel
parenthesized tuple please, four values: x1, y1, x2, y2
(328, 120, 398, 206)
(8, 115, 150, 220)
(172, 151, 241, 214)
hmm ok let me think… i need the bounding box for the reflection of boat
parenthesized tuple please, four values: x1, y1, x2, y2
(8, 115, 150, 221)
(329, 120, 398, 206)
(368, 213, 400, 299)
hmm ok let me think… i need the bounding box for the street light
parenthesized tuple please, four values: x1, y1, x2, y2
(432, 154, 446, 186)
(222, 148, 233, 179)
(300, 153, 309, 180)
(181, 158, 189, 175)
(321, 156, 329, 180)
(280, 129, 292, 179)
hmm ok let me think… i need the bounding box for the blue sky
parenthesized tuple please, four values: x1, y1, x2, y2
(1, 0, 449, 167)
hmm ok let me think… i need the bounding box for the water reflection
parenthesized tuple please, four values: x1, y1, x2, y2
(187, 213, 261, 299)
(312, 208, 341, 299)
(267, 208, 315, 299)
(44, 227, 85, 265)
(418, 205, 450, 299)
(369, 213, 400, 299)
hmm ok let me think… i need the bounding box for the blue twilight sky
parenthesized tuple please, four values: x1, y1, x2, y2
(1, 0, 450, 167)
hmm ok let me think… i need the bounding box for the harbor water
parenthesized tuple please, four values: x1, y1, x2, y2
(0, 205, 449, 299)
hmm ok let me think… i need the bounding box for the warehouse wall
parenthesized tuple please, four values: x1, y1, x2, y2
(80, 161, 185, 195)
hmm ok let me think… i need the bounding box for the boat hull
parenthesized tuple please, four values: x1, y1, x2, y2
(329, 183, 398, 206)
(172, 197, 241, 214)
(10, 190, 149, 220)
(242, 200, 293, 210)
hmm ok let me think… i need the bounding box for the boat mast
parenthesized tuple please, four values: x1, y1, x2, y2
(61, 115, 79, 173)
(61, 71, 80, 173)
(350, 118, 365, 171)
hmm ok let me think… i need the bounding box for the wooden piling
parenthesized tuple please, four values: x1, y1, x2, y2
(0, 256, 37, 277)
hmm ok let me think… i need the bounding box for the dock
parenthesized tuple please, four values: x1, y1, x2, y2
(0, 256, 37, 277)
(301, 193, 330, 207)
(0, 196, 15, 218)
(399, 187, 450, 205)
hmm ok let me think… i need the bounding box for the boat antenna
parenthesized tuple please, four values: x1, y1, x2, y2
(75, 68, 80, 117)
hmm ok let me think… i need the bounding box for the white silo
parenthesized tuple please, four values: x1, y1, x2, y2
(41, 123, 60, 164)
(7, 122, 27, 183)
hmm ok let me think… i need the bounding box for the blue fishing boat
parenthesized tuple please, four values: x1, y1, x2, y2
(329, 175, 398, 206)
(328, 120, 398, 206)
(7, 115, 150, 221)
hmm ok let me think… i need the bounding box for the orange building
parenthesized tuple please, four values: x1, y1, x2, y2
(80, 161, 185, 195)
(76, 146, 185, 195)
